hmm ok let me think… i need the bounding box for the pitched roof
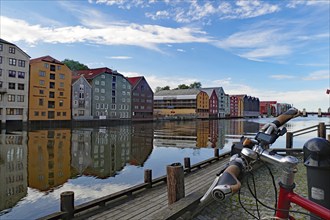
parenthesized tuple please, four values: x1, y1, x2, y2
(127, 76, 143, 87)
(30, 55, 63, 64)
(201, 88, 216, 97)
(155, 88, 201, 96)
(0, 38, 31, 58)
(75, 67, 113, 79)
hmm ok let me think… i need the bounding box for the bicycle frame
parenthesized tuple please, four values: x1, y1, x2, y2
(277, 183, 330, 220)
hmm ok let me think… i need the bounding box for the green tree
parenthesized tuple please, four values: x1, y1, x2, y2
(177, 84, 190, 89)
(155, 86, 170, 92)
(189, 81, 202, 89)
(62, 59, 89, 71)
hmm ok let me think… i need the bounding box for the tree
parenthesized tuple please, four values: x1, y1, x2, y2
(189, 81, 202, 89)
(155, 86, 170, 92)
(177, 84, 190, 89)
(62, 59, 89, 71)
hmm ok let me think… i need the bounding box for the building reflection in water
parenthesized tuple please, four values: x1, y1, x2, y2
(0, 130, 27, 212)
(130, 123, 153, 166)
(28, 130, 71, 191)
(71, 129, 92, 175)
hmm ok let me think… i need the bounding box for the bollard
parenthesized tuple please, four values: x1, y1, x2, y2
(318, 122, 326, 138)
(184, 157, 191, 172)
(60, 191, 74, 219)
(214, 148, 219, 159)
(144, 169, 152, 188)
(286, 132, 293, 149)
(167, 163, 185, 205)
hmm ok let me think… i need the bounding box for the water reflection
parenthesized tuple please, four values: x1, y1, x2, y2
(1, 117, 327, 218)
(0, 131, 27, 213)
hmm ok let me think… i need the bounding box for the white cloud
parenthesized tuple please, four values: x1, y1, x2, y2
(270, 75, 295, 80)
(177, 49, 185, 52)
(106, 56, 132, 59)
(303, 70, 330, 81)
(0, 16, 212, 51)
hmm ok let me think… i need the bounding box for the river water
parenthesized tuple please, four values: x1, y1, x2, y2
(0, 116, 328, 219)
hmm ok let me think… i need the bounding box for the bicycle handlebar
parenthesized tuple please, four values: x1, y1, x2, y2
(271, 108, 300, 128)
(200, 108, 301, 203)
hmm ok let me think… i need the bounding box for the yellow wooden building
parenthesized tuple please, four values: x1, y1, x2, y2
(154, 89, 209, 119)
(29, 56, 72, 121)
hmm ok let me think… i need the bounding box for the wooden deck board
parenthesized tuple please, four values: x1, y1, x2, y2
(86, 158, 229, 220)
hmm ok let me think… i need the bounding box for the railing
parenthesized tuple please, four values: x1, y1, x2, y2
(285, 122, 329, 149)
(39, 150, 231, 220)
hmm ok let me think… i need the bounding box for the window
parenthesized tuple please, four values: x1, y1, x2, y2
(50, 73, 55, 80)
(50, 65, 56, 71)
(9, 58, 16, 66)
(59, 82, 64, 87)
(48, 101, 55, 108)
(39, 80, 45, 86)
(95, 96, 99, 100)
(0, 44, 2, 51)
(112, 76, 116, 82)
(112, 90, 115, 96)
(34, 111, 39, 116)
(59, 92, 64, 96)
(18, 71, 25, 79)
(95, 88, 99, 93)
(0, 81, 2, 88)
(57, 66, 61, 70)
(8, 94, 15, 102)
(57, 112, 61, 116)
(18, 84, 24, 90)
(41, 112, 46, 116)
(9, 47, 15, 54)
(111, 104, 116, 110)
(112, 97, 116, 103)
(49, 82, 55, 89)
(59, 100, 63, 107)
(39, 98, 44, 106)
(95, 80, 99, 85)
(101, 89, 105, 93)
(17, 95, 24, 102)
(100, 96, 105, 101)
(18, 60, 25, 67)
(9, 70, 16, 77)
(8, 83, 15, 89)
(59, 73, 64, 79)
(39, 90, 44, 95)
(79, 93, 84, 98)
(48, 111, 55, 119)
(49, 91, 55, 98)
(101, 75, 105, 79)
(101, 81, 105, 86)
(0, 69, 2, 77)
(39, 71, 46, 77)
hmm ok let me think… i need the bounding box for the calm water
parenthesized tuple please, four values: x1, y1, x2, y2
(0, 116, 328, 219)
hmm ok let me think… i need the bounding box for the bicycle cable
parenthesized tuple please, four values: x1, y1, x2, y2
(238, 188, 259, 219)
(245, 165, 323, 220)
(262, 161, 278, 215)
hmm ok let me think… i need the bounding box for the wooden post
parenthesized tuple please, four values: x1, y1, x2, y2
(214, 148, 219, 159)
(184, 157, 191, 173)
(60, 191, 74, 219)
(328, 134, 330, 142)
(318, 122, 326, 138)
(166, 163, 185, 205)
(144, 169, 152, 188)
(286, 132, 293, 149)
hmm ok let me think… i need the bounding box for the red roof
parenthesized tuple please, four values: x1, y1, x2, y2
(127, 76, 143, 87)
(76, 67, 113, 79)
(30, 55, 63, 64)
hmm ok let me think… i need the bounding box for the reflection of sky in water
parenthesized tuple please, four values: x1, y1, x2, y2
(1, 116, 328, 219)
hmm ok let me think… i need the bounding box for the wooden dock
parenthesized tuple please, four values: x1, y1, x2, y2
(73, 156, 230, 220)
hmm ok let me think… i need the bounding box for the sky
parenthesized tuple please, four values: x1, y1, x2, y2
(0, 0, 329, 112)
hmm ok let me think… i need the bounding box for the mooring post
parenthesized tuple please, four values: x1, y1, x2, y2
(214, 148, 219, 159)
(318, 122, 326, 138)
(144, 169, 152, 188)
(286, 132, 293, 149)
(328, 134, 330, 142)
(184, 157, 191, 173)
(60, 191, 74, 219)
(166, 163, 185, 205)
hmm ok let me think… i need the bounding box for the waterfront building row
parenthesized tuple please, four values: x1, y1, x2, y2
(0, 39, 153, 123)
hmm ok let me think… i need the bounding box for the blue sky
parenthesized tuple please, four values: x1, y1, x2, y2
(1, 0, 329, 112)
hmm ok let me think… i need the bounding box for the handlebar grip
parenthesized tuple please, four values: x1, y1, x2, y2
(272, 108, 300, 128)
(212, 164, 242, 201)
